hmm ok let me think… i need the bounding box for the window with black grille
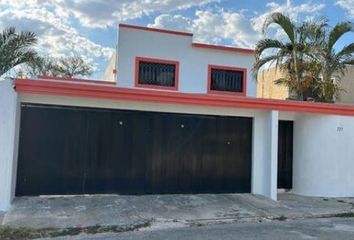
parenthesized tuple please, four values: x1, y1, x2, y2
(210, 68, 244, 93)
(138, 61, 176, 87)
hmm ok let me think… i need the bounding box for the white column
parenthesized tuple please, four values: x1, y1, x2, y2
(0, 78, 19, 211)
(252, 110, 278, 200)
(269, 110, 279, 200)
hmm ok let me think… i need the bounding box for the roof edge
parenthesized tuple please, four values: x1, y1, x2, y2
(14, 78, 354, 117)
(119, 23, 193, 37)
(192, 43, 255, 54)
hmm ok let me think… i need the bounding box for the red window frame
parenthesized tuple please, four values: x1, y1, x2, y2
(134, 57, 179, 91)
(207, 65, 247, 96)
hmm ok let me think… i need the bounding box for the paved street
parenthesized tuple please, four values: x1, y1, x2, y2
(4, 193, 354, 229)
(46, 217, 354, 240)
(2, 193, 354, 239)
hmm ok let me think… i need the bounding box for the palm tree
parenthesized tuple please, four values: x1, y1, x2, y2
(0, 27, 38, 77)
(254, 12, 308, 100)
(312, 22, 354, 102)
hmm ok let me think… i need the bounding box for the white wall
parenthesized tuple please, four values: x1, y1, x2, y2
(117, 27, 256, 96)
(293, 113, 354, 197)
(0, 79, 19, 211)
(252, 110, 278, 200)
(101, 52, 117, 82)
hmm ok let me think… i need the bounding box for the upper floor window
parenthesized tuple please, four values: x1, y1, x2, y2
(208, 65, 246, 95)
(135, 57, 179, 90)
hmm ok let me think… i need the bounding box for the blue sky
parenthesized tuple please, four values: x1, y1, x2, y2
(0, 0, 353, 79)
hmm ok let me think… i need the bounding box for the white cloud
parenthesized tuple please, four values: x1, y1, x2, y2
(52, 0, 221, 29)
(148, 14, 192, 32)
(0, 0, 220, 77)
(149, 9, 260, 48)
(0, 0, 330, 76)
(251, 0, 326, 34)
(336, 0, 354, 18)
(148, 0, 327, 49)
(0, 4, 114, 62)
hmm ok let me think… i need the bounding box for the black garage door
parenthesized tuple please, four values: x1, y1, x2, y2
(16, 104, 252, 196)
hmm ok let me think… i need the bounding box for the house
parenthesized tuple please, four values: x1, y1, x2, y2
(257, 65, 354, 103)
(1, 24, 354, 212)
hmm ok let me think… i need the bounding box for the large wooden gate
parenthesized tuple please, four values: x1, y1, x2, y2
(16, 104, 253, 196)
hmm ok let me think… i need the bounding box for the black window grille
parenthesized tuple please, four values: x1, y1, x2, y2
(138, 61, 176, 87)
(210, 68, 244, 93)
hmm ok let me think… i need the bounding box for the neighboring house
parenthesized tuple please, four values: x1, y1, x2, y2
(256, 65, 354, 104)
(338, 65, 354, 104)
(101, 52, 117, 82)
(2, 24, 354, 211)
(256, 68, 289, 100)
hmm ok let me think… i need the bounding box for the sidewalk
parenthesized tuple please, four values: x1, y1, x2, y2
(1, 193, 354, 239)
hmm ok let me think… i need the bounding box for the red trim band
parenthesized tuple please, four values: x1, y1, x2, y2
(119, 24, 193, 37)
(207, 65, 247, 97)
(134, 57, 179, 91)
(192, 43, 255, 54)
(15, 79, 354, 116)
(37, 76, 116, 85)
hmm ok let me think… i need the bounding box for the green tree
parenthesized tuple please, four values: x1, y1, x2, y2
(254, 13, 354, 103)
(254, 12, 309, 100)
(24, 55, 93, 78)
(53, 56, 93, 78)
(0, 27, 38, 77)
(312, 22, 354, 102)
(24, 55, 59, 77)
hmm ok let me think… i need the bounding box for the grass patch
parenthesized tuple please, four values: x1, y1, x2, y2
(317, 212, 354, 219)
(328, 212, 354, 218)
(0, 221, 152, 240)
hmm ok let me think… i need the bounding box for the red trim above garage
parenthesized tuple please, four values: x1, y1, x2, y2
(15, 78, 354, 116)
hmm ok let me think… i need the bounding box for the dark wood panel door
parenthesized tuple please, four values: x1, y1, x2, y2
(16, 105, 88, 196)
(277, 121, 294, 189)
(16, 104, 252, 196)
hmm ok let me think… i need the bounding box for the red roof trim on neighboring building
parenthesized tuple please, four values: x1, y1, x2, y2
(14, 78, 354, 117)
(192, 43, 255, 54)
(119, 24, 193, 37)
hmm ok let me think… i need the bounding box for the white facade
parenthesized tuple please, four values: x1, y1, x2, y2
(1, 24, 354, 211)
(0, 79, 19, 211)
(293, 114, 354, 197)
(101, 52, 117, 82)
(116, 25, 256, 96)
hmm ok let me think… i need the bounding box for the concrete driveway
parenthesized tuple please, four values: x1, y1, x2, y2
(45, 218, 354, 240)
(3, 194, 276, 229)
(1, 193, 354, 239)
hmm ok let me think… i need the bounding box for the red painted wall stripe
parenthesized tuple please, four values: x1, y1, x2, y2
(15, 79, 354, 116)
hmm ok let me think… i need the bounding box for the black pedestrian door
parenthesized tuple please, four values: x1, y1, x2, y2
(277, 121, 294, 189)
(16, 104, 253, 196)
